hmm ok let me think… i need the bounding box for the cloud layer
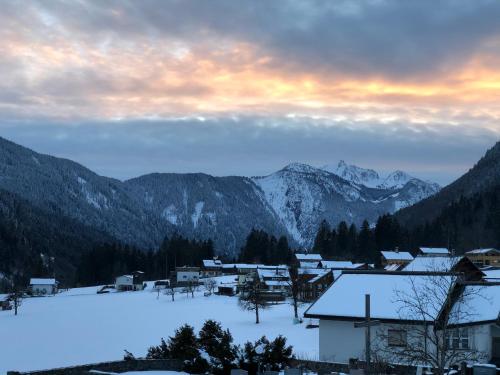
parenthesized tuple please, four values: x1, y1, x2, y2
(0, 0, 499, 183)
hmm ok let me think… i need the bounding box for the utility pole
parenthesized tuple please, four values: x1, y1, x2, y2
(354, 294, 380, 373)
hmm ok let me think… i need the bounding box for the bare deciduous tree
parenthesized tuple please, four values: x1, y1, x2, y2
(238, 273, 269, 324)
(375, 270, 486, 375)
(8, 285, 23, 316)
(164, 284, 176, 301)
(287, 266, 304, 319)
(204, 278, 217, 295)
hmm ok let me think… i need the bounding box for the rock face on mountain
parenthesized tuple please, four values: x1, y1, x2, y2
(396, 141, 500, 227)
(252, 163, 440, 246)
(0, 137, 441, 253)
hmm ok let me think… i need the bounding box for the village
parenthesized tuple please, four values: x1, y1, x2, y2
(1, 247, 499, 375)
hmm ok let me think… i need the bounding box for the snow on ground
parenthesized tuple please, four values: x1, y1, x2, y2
(0, 286, 317, 375)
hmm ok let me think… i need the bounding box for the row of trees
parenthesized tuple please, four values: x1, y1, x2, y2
(145, 320, 293, 375)
(238, 229, 292, 265)
(75, 235, 215, 286)
(312, 216, 404, 266)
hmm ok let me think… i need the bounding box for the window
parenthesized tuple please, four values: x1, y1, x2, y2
(447, 328, 469, 350)
(388, 329, 407, 347)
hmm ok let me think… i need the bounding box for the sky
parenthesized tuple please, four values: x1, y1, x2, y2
(1, 0, 500, 185)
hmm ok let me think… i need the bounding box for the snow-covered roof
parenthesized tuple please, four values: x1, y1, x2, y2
(449, 284, 500, 325)
(203, 259, 222, 267)
(298, 267, 324, 276)
(305, 273, 453, 321)
(483, 269, 500, 282)
(264, 280, 289, 287)
(403, 256, 459, 272)
(320, 260, 354, 269)
(465, 248, 500, 255)
(257, 268, 290, 279)
(308, 270, 331, 284)
(30, 278, 57, 285)
(419, 247, 450, 255)
(381, 251, 414, 261)
(295, 253, 322, 261)
(384, 263, 402, 272)
(299, 261, 320, 268)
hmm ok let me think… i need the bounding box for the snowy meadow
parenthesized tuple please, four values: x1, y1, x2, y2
(0, 285, 317, 374)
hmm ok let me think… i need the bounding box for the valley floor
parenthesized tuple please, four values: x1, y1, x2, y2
(0, 284, 318, 375)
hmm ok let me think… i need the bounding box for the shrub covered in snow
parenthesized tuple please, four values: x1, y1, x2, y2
(145, 321, 294, 375)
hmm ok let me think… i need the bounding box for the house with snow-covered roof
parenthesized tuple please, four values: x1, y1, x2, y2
(29, 278, 58, 295)
(465, 248, 500, 268)
(202, 258, 223, 277)
(417, 247, 450, 256)
(403, 256, 484, 281)
(294, 252, 322, 268)
(304, 270, 497, 366)
(444, 282, 500, 364)
(380, 249, 414, 269)
(115, 271, 145, 291)
(256, 267, 290, 294)
(300, 269, 333, 302)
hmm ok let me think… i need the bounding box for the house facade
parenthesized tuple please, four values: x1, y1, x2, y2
(175, 266, 200, 285)
(115, 271, 145, 291)
(304, 271, 497, 366)
(465, 248, 500, 268)
(201, 259, 223, 277)
(380, 250, 414, 268)
(29, 278, 58, 295)
(417, 247, 450, 256)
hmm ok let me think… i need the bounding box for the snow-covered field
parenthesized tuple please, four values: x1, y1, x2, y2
(0, 284, 317, 374)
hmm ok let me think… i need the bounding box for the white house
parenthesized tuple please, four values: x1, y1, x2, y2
(176, 266, 200, 285)
(304, 271, 495, 366)
(29, 278, 58, 295)
(447, 283, 500, 364)
(115, 271, 145, 291)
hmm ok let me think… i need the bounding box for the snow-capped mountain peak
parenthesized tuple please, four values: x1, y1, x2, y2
(379, 170, 413, 189)
(322, 160, 380, 188)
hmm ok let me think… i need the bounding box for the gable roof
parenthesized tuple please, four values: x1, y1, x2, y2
(203, 259, 222, 267)
(419, 247, 450, 255)
(320, 260, 354, 269)
(465, 248, 500, 255)
(305, 272, 454, 322)
(404, 256, 459, 272)
(381, 251, 414, 261)
(257, 268, 290, 279)
(30, 278, 57, 285)
(295, 253, 322, 261)
(483, 269, 500, 282)
(300, 261, 320, 269)
(448, 283, 500, 326)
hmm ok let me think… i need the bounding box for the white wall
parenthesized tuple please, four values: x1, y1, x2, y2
(31, 284, 55, 295)
(319, 319, 495, 366)
(115, 276, 133, 286)
(177, 271, 199, 283)
(319, 320, 366, 363)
